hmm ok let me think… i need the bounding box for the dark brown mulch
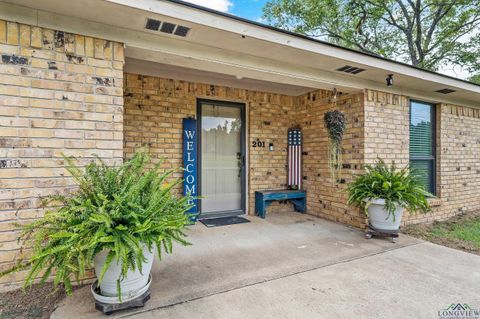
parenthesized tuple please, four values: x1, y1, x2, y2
(0, 283, 67, 319)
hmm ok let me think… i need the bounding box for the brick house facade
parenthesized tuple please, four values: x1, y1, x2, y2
(0, 20, 124, 289)
(0, 0, 480, 290)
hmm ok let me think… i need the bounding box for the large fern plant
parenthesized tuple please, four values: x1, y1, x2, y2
(347, 160, 431, 220)
(0, 150, 194, 296)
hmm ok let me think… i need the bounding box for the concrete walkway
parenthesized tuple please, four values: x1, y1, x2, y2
(51, 212, 480, 319)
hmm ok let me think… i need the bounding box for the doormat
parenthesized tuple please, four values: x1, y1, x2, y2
(200, 216, 250, 228)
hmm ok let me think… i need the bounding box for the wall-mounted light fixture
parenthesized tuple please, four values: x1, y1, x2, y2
(269, 143, 274, 151)
(386, 74, 394, 87)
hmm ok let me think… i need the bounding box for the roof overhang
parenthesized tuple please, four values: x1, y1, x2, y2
(1, 0, 479, 106)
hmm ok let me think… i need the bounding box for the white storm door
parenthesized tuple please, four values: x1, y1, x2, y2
(199, 101, 245, 216)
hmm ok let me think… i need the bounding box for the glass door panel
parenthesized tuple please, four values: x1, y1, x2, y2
(200, 102, 244, 216)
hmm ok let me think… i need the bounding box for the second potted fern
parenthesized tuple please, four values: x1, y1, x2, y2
(347, 160, 431, 232)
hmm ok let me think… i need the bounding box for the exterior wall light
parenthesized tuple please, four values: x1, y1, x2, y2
(386, 74, 394, 87)
(269, 143, 274, 151)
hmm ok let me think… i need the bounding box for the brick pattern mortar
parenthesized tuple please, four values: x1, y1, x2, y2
(363, 90, 480, 225)
(0, 20, 124, 291)
(123, 73, 299, 216)
(296, 90, 366, 228)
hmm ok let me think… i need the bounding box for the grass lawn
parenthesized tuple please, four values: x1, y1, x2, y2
(403, 212, 480, 255)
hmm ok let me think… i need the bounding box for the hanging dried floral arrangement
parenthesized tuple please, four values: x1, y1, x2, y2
(324, 109, 346, 183)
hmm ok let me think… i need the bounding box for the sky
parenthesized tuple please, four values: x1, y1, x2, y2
(183, 0, 268, 22)
(182, 0, 471, 80)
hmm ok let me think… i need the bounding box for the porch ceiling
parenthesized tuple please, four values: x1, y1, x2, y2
(125, 58, 316, 96)
(2, 0, 480, 106)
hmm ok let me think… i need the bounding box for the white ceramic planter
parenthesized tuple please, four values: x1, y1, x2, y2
(91, 274, 152, 305)
(93, 244, 154, 300)
(366, 199, 404, 231)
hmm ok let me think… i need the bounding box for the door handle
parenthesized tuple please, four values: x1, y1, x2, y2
(237, 154, 244, 178)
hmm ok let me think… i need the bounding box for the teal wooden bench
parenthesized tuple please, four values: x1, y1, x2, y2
(255, 190, 306, 218)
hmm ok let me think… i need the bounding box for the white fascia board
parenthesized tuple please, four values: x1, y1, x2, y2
(107, 0, 480, 94)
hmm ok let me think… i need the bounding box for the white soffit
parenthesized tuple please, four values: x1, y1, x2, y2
(1, 0, 479, 106)
(125, 58, 316, 96)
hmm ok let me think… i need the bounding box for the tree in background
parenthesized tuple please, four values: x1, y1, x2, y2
(470, 73, 480, 84)
(263, 0, 480, 83)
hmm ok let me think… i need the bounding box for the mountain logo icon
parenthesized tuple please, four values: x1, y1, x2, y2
(446, 304, 473, 311)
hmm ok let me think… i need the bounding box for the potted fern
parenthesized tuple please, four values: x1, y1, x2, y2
(0, 150, 194, 305)
(347, 160, 431, 231)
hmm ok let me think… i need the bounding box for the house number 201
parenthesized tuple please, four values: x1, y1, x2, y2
(252, 139, 266, 148)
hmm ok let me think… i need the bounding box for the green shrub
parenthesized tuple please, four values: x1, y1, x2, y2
(0, 150, 194, 296)
(347, 160, 431, 219)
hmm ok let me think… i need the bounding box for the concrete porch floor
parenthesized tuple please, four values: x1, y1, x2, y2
(51, 212, 480, 319)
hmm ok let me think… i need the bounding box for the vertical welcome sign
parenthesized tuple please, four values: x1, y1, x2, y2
(183, 118, 198, 219)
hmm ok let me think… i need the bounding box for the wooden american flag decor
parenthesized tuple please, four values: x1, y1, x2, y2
(288, 128, 302, 189)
